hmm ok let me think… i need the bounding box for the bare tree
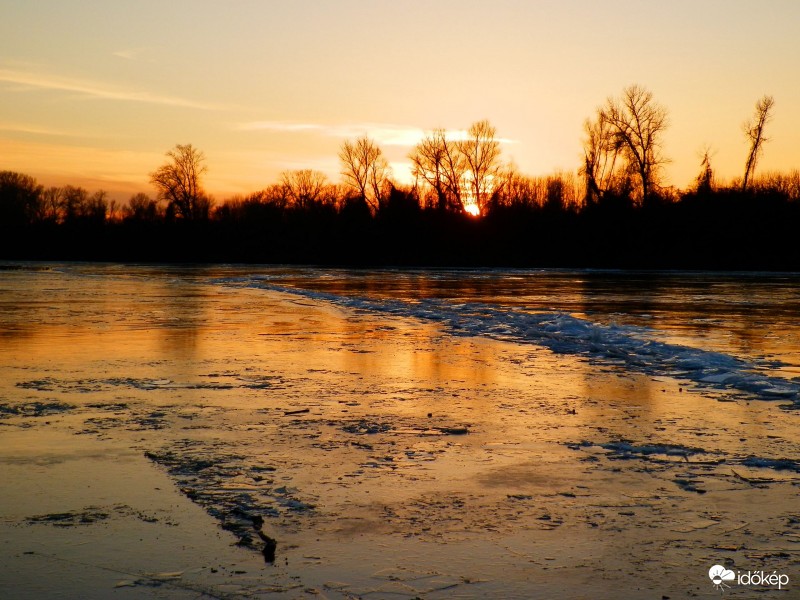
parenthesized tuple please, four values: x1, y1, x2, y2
(457, 120, 501, 215)
(85, 190, 109, 223)
(742, 95, 775, 192)
(409, 129, 465, 212)
(0, 170, 42, 225)
(107, 198, 120, 222)
(262, 183, 291, 210)
(61, 185, 90, 223)
(410, 123, 503, 214)
(492, 163, 534, 209)
(367, 150, 391, 210)
(339, 135, 390, 212)
(410, 129, 446, 210)
(580, 114, 625, 204)
(280, 169, 330, 210)
(599, 85, 669, 203)
(695, 147, 715, 194)
(125, 192, 160, 221)
(150, 144, 210, 220)
(441, 134, 466, 211)
(39, 186, 62, 223)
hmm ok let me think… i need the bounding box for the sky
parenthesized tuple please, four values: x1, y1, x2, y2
(1, 0, 799, 201)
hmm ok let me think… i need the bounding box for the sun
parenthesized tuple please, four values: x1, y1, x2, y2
(464, 203, 481, 217)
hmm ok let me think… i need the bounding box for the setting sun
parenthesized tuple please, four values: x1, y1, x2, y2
(464, 203, 481, 216)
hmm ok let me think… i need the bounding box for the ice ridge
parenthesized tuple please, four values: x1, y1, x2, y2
(232, 279, 800, 405)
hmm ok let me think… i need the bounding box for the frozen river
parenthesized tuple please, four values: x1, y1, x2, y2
(1, 263, 799, 598)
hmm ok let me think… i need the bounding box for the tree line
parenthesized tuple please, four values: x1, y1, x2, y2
(2, 85, 799, 269)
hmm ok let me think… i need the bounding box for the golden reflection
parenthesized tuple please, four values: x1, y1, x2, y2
(4, 266, 800, 600)
(336, 314, 498, 388)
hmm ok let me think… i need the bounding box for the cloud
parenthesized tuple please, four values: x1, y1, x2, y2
(238, 120, 424, 145)
(241, 121, 326, 133)
(0, 122, 72, 136)
(0, 68, 222, 110)
(239, 120, 429, 146)
(239, 120, 517, 146)
(112, 47, 150, 61)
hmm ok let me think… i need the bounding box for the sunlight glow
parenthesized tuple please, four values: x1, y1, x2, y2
(2, 3, 800, 200)
(464, 203, 481, 217)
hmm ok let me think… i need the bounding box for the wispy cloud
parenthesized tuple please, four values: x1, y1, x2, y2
(239, 120, 518, 146)
(0, 68, 222, 110)
(0, 122, 72, 136)
(239, 120, 424, 145)
(444, 129, 519, 145)
(241, 122, 326, 134)
(112, 47, 150, 61)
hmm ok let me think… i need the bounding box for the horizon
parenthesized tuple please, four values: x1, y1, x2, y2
(2, 1, 800, 201)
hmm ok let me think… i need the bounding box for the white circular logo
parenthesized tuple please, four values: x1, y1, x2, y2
(709, 564, 735, 591)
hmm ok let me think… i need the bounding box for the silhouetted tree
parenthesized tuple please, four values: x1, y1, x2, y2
(280, 169, 330, 211)
(410, 129, 447, 210)
(695, 148, 715, 194)
(598, 85, 669, 204)
(0, 171, 42, 226)
(262, 183, 291, 211)
(85, 190, 109, 224)
(742, 95, 775, 192)
(457, 120, 502, 215)
(125, 192, 160, 222)
(39, 186, 62, 223)
(491, 163, 532, 209)
(491, 167, 582, 213)
(61, 185, 90, 223)
(57, 186, 108, 225)
(380, 184, 421, 223)
(545, 175, 566, 212)
(339, 135, 390, 212)
(580, 114, 625, 204)
(752, 169, 800, 199)
(107, 198, 120, 222)
(150, 143, 211, 220)
(409, 129, 465, 212)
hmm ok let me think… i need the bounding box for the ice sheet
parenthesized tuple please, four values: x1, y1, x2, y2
(226, 278, 800, 406)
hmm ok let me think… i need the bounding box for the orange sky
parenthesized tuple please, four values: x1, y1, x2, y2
(1, 0, 799, 201)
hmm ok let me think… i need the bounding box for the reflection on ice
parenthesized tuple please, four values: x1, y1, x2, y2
(3, 264, 800, 598)
(233, 280, 800, 406)
(15, 374, 291, 394)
